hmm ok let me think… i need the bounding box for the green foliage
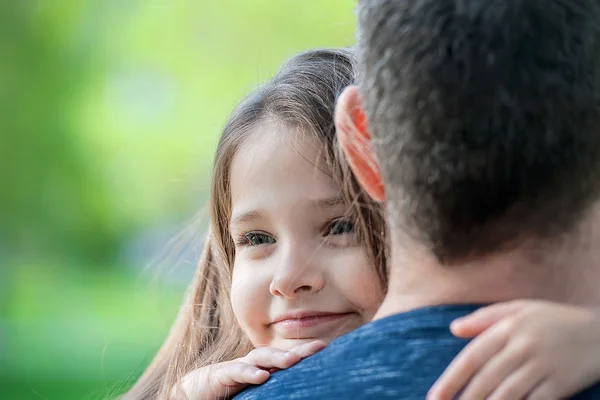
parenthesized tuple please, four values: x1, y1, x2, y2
(0, 1, 122, 261)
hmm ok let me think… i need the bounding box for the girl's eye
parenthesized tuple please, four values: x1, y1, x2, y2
(325, 218, 356, 236)
(239, 232, 276, 247)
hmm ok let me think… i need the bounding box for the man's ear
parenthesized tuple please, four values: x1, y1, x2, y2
(335, 85, 385, 202)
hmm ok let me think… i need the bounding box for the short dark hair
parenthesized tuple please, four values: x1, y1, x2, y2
(358, 0, 600, 263)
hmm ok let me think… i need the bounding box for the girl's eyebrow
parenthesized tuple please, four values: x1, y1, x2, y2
(311, 196, 346, 209)
(230, 197, 344, 227)
(230, 210, 267, 226)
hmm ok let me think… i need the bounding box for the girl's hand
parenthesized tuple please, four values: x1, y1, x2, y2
(428, 300, 600, 400)
(172, 340, 326, 399)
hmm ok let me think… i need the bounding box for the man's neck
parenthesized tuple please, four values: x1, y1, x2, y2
(374, 231, 600, 320)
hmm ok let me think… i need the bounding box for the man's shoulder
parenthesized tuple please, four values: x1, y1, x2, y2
(235, 305, 483, 400)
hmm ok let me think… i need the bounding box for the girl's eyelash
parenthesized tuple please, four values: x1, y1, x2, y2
(234, 219, 356, 247)
(234, 235, 250, 246)
(234, 231, 276, 247)
(235, 234, 252, 246)
(322, 217, 358, 236)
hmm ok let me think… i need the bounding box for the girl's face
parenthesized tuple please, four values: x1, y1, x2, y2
(228, 121, 384, 350)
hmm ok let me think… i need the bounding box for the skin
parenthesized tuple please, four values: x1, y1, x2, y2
(229, 121, 384, 350)
(174, 341, 326, 399)
(428, 301, 600, 400)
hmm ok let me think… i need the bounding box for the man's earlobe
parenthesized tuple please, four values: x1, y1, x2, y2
(335, 86, 385, 202)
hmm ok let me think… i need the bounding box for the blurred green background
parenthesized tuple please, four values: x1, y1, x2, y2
(0, 1, 354, 398)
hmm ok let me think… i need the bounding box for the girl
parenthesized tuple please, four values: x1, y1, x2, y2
(125, 47, 387, 400)
(125, 48, 600, 400)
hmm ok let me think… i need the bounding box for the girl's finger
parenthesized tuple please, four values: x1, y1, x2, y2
(487, 362, 547, 400)
(218, 361, 270, 387)
(451, 301, 527, 338)
(459, 338, 529, 400)
(289, 340, 327, 359)
(428, 324, 510, 400)
(526, 380, 559, 400)
(243, 347, 302, 369)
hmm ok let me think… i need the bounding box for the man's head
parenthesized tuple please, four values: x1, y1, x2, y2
(337, 0, 600, 265)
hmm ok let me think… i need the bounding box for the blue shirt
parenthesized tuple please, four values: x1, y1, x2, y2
(235, 304, 600, 399)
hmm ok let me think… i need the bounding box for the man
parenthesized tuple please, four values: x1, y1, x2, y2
(236, 0, 600, 398)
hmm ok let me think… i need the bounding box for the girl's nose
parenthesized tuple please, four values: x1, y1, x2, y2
(269, 243, 325, 299)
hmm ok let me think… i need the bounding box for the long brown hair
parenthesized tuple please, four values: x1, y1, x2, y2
(124, 48, 387, 400)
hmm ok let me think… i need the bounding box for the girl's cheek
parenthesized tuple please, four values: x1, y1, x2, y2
(332, 247, 384, 312)
(230, 268, 272, 347)
(230, 267, 251, 321)
(230, 262, 270, 320)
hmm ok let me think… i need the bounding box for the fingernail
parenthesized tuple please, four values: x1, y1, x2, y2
(450, 319, 463, 329)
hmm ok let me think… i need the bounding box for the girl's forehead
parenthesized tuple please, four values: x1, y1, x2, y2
(229, 120, 341, 209)
(234, 120, 331, 173)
